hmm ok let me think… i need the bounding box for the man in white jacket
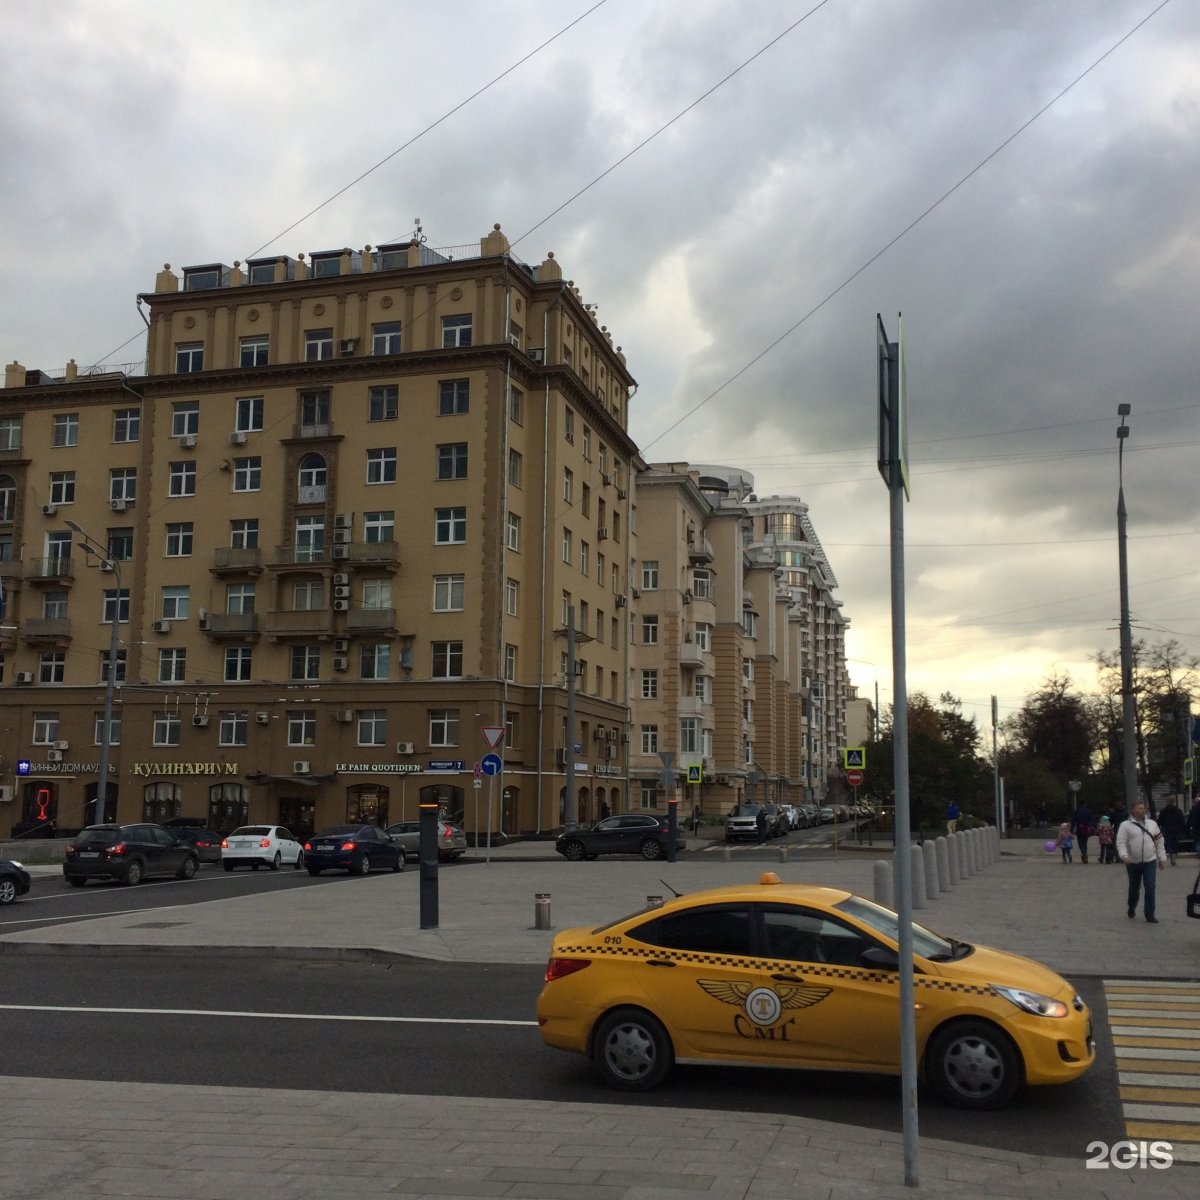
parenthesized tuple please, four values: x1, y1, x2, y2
(1116, 801, 1168, 923)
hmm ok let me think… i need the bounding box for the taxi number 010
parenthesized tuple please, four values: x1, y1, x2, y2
(603, 936, 623, 945)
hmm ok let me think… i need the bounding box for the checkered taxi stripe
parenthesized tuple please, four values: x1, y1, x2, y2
(1105, 978, 1200, 1164)
(557, 942, 996, 997)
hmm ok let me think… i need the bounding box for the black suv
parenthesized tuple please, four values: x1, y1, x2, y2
(63, 824, 200, 887)
(556, 814, 686, 862)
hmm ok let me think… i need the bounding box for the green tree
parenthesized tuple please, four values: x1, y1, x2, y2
(1004, 673, 1095, 781)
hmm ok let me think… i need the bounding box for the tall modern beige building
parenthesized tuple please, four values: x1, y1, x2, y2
(626, 464, 848, 816)
(0, 225, 639, 839)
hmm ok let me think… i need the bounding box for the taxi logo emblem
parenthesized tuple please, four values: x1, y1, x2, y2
(698, 979, 832, 1024)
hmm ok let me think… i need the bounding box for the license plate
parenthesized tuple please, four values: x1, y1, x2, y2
(316, 843, 335, 851)
(79, 852, 100, 859)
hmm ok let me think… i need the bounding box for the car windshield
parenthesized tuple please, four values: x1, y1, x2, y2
(76, 828, 121, 846)
(835, 895, 958, 960)
(231, 826, 271, 836)
(729, 805, 757, 818)
(314, 825, 361, 837)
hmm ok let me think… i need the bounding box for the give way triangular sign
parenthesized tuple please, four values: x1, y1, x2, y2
(482, 725, 505, 750)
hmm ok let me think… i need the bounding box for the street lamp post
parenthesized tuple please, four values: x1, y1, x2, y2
(1116, 406, 1138, 811)
(65, 520, 119, 825)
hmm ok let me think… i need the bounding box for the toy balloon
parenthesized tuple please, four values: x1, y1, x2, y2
(1043, 840, 1057, 854)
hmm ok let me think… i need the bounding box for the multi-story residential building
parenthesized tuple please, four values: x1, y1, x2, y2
(627, 464, 850, 816)
(0, 224, 637, 839)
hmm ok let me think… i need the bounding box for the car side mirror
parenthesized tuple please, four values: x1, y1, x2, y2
(859, 946, 900, 971)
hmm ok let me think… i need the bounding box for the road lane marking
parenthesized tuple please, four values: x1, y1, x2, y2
(0, 1003, 537, 1026)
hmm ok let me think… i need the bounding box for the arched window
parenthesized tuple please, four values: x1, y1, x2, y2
(208, 783, 248, 831)
(346, 783, 390, 827)
(297, 454, 327, 504)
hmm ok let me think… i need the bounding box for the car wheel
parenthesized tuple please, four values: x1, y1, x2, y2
(640, 838, 664, 861)
(926, 1019, 1021, 1110)
(392, 849, 406, 873)
(357, 854, 371, 876)
(306, 865, 322, 876)
(123, 860, 144, 887)
(223, 861, 235, 872)
(270, 851, 281, 871)
(176, 856, 197, 881)
(0, 879, 17, 905)
(66, 877, 86, 887)
(563, 840, 586, 862)
(593, 1007, 673, 1091)
(251, 863, 260, 871)
(294, 850, 304, 870)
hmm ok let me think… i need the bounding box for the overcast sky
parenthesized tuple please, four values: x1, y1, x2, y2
(2, 0, 1197, 740)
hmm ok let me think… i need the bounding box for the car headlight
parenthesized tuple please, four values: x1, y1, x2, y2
(992, 985, 1069, 1018)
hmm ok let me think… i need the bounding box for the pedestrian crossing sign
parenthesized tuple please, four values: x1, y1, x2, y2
(844, 747, 866, 769)
(687, 764, 703, 785)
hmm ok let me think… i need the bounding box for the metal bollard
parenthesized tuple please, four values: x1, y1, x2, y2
(778, 846, 789, 863)
(723, 845, 732, 863)
(534, 892, 552, 930)
(646, 895, 664, 909)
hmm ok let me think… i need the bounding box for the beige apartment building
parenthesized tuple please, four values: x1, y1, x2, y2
(627, 464, 849, 817)
(0, 224, 638, 839)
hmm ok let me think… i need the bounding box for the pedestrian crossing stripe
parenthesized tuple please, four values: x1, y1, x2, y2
(1105, 979, 1200, 1153)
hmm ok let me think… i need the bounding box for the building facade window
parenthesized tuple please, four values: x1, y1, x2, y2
(436, 443, 468, 480)
(290, 645, 320, 681)
(168, 461, 196, 497)
(232, 457, 261, 492)
(52, 414, 79, 448)
(113, 408, 140, 442)
(640, 725, 659, 755)
(433, 575, 464, 612)
(429, 708, 459, 746)
(305, 329, 333, 361)
(236, 396, 264, 432)
(504, 643, 517, 682)
(240, 336, 269, 367)
(641, 669, 658, 699)
(441, 314, 472, 348)
(219, 710, 249, 746)
(431, 641, 463, 679)
(39, 652, 65, 684)
(226, 583, 255, 614)
(438, 379, 469, 415)
(509, 386, 524, 424)
(360, 643, 390, 680)
(175, 342, 204, 373)
(224, 646, 252, 681)
(165, 523, 193, 557)
(161, 586, 189, 620)
(287, 710, 317, 746)
(363, 511, 394, 543)
(508, 449, 522, 487)
(372, 322, 402, 354)
(506, 512, 520, 551)
(368, 384, 398, 421)
(641, 561, 659, 590)
(49, 472, 75, 505)
(434, 507, 466, 544)
(103, 589, 130, 624)
(357, 710, 387, 746)
(231, 519, 258, 549)
(153, 711, 182, 746)
(642, 615, 658, 645)
(505, 578, 519, 615)
(110, 468, 137, 504)
(366, 448, 397, 484)
(159, 648, 187, 683)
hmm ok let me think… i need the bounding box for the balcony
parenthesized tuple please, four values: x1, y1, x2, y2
(26, 556, 75, 584)
(203, 612, 260, 642)
(291, 422, 336, 440)
(296, 485, 327, 505)
(21, 617, 72, 645)
(333, 540, 400, 567)
(270, 546, 330, 571)
(680, 638, 705, 669)
(687, 536, 714, 565)
(347, 607, 398, 635)
(210, 547, 263, 577)
(678, 695, 704, 718)
(266, 608, 331, 641)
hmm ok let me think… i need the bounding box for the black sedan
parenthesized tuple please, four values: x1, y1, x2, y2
(304, 825, 406, 876)
(0, 858, 32, 905)
(63, 824, 199, 887)
(555, 814, 686, 862)
(169, 827, 224, 864)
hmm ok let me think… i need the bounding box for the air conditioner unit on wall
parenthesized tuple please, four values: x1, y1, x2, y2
(333, 638, 349, 653)
(47, 749, 63, 762)
(256, 711, 271, 724)
(192, 715, 209, 727)
(41, 503, 57, 516)
(334, 514, 353, 530)
(332, 545, 349, 560)
(336, 709, 354, 723)
(396, 741, 414, 755)
(15, 672, 34, 684)
(333, 599, 349, 613)
(293, 760, 311, 775)
(152, 620, 171, 633)
(526, 347, 545, 364)
(332, 655, 348, 671)
(615, 595, 627, 608)
(339, 338, 358, 355)
(110, 499, 128, 512)
(178, 434, 197, 449)
(229, 431, 248, 446)
(332, 573, 350, 586)
(333, 528, 351, 544)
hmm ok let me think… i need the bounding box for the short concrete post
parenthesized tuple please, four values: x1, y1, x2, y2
(991, 826, 1001, 863)
(935, 836, 950, 890)
(970, 828, 981, 872)
(946, 833, 959, 884)
(723, 845, 732, 863)
(923, 839, 939, 899)
(873, 859, 892, 909)
(778, 845, 788, 863)
(534, 892, 552, 929)
(957, 831, 971, 878)
(909, 844, 926, 909)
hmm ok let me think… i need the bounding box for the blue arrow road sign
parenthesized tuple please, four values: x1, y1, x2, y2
(481, 753, 502, 776)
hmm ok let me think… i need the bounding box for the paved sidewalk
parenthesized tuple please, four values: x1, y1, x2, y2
(2, 836, 1198, 1197)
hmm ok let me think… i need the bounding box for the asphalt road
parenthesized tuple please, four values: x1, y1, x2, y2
(0, 946, 1124, 1159)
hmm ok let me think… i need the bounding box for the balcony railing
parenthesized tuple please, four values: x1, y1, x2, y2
(21, 617, 71, 640)
(333, 540, 399, 565)
(204, 612, 259, 637)
(347, 607, 397, 632)
(296, 485, 327, 505)
(210, 546, 263, 574)
(680, 639, 704, 668)
(271, 546, 329, 568)
(293, 423, 334, 440)
(26, 556, 75, 581)
(265, 608, 330, 637)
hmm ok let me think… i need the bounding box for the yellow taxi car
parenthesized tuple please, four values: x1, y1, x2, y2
(536, 873, 1094, 1109)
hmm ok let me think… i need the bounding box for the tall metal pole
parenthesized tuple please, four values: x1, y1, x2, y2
(991, 695, 1002, 834)
(1116, 406, 1138, 810)
(67, 520, 118, 825)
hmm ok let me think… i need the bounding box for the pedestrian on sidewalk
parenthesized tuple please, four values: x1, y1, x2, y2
(1156, 795, 1185, 866)
(1117, 800, 1168, 922)
(1187, 797, 1200, 857)
(1097, 814, 1116, 864)
(1055, 821, 1074, 864)
(755, 804, 768, 845)
(946, 800, 961, 835)
(1072, 803, 1094, 864)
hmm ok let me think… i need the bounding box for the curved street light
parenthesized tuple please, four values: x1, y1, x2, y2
(1116, 405, 1138, 809)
